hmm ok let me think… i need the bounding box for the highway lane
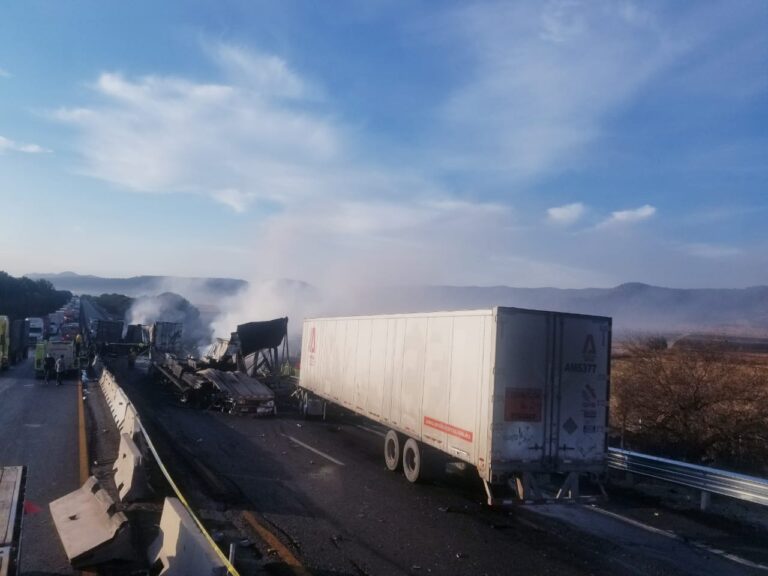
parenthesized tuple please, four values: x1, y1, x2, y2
(0, 355, 79, 576)
(115, 363, 766, 576)
(80, 297, 108, 324)
(118, 366, 592, 575)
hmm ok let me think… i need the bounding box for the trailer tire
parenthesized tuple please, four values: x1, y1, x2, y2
(384, 430, 401, 472)
(402, 438, 422, 483)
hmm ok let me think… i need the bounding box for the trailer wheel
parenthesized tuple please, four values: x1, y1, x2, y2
(384, 430, 401, 472)
(402, 438, 422, 483)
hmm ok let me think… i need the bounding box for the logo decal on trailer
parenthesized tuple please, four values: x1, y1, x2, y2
(423, 417, 473, 442)
(582, 334, 596, 360)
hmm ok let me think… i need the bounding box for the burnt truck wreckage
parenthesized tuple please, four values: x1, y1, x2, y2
(149, 318, 289, 416)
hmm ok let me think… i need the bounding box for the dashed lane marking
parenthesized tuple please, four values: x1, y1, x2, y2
(586, 505, 768, 571)
(284, 435, 346, 466)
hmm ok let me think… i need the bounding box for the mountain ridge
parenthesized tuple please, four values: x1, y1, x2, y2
(28, 273, 768, 335)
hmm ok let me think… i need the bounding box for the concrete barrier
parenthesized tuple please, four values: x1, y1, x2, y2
(110, 389, 130, 429)
(100, 371, 118, 408)
(49, 476, 135, 569)
(148, 498, 226, 576)
(120, 403, 141, 439)
(113, 433, 151, 502)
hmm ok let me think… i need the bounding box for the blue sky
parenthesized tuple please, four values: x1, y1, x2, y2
(0, 0, 766, 288)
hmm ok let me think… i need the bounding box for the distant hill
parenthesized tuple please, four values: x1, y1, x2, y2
(365, 283, 768, 335)
(30, 273, 768, 336)
(28, 272, 247, 303)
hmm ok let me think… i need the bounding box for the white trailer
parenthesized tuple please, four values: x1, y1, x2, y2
(299, 307, 611, 502)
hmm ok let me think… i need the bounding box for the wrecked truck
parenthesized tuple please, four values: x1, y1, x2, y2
(151, 354, 276, 415)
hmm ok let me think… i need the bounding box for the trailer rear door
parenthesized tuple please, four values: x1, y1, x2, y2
(552, 315, 610, 470)
(492, 309, 552, 468)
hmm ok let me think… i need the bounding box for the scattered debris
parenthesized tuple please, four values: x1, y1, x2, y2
(210, 530, 224, 542)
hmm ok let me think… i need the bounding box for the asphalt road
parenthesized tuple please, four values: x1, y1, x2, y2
(80, 297, 108, 324)
(115, 363, 766, 576)
(0, 355, 79, 576)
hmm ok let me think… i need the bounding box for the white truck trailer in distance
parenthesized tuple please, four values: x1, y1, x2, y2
(299, 307, 611, 503)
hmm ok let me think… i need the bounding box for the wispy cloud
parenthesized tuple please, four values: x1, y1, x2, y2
(206, 43, 313, 100)
(212, 189, 253, 213)
(683, 243, 742, 259)
(53, 54, 341, 204)
(0, 135, 49, 154)
(547, 202, 585, 224)
(599, 204, 656, 227)
(0, 67, 9, 78)
(47, 2, 765, 289)
(435, 1, 687, 180)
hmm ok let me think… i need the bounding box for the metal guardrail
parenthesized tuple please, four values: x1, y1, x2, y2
(607, 447, 768, 507)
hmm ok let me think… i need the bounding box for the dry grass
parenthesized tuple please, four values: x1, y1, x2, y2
(611, 340, 768, 475)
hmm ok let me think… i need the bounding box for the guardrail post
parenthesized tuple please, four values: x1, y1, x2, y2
(700, 490, 711, 511)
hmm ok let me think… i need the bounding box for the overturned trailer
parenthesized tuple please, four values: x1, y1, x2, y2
(152, 354, 276, 416)
(204, 318, 289, 382)
(198, 369, 275, 415)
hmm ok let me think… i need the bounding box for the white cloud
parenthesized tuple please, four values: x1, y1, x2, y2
(48, 11, 759, 293)
(435, 1, 687, 180)
(54, 64, 340, 200)
(0, 68, 9, 78)
(684, 243, 742, 259)
(212, 189, 254, 213)
(240, 197, 608, 290)
(547, 202, 585, 224)
(0, 135, 49, 154)
(600, 204, 656, 227)
(207, 44, 311, 99)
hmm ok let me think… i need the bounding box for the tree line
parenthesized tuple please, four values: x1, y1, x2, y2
(0, 271, 72, 321)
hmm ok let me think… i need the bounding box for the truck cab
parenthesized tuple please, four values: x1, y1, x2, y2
(27, 317, 44, 345)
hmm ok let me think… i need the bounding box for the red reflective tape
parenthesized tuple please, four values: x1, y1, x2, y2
(423, 416, 473, 442)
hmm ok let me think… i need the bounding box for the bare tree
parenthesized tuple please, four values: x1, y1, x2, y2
(612, 339, 768, 473)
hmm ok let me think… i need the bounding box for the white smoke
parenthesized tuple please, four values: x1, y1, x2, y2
(127, 292, 212, 349)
